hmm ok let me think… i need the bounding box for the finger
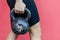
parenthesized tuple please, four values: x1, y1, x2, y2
(14, 9, 24, 14)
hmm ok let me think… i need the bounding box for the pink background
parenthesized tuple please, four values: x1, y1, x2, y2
(0, 0, 60, 40)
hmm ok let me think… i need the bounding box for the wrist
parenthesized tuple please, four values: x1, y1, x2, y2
(16, 0, 23, 3)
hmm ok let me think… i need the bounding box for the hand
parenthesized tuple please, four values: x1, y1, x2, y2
(14, 1, 26, 14)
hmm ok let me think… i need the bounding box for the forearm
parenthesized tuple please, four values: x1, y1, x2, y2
(29, 22, 41, 40)
(16, 0, 23, 2)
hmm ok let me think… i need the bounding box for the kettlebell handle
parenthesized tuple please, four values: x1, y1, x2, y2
(10, 8, 15, 20)
(25, 8, 31, 21)
(10, 8, 31, 21)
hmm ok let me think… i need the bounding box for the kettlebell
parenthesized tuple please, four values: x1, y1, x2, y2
(10, 8, 31, 34)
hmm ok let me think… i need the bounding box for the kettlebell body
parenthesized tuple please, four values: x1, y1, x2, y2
(10, 8, 31, 34)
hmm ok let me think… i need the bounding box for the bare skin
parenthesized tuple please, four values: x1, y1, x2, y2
(7, 22, 41, 40)
(14, 0, 26, 14)
(7, 0, 41, 40)
(29, 22, 41, 40)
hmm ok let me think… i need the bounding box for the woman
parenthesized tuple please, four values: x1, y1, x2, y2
(7, 0, 41, 40)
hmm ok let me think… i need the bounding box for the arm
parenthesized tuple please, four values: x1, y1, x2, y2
(14, 0, 26, 14)
(16, 0, 23, 2)
(29, 22, 41, 40)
